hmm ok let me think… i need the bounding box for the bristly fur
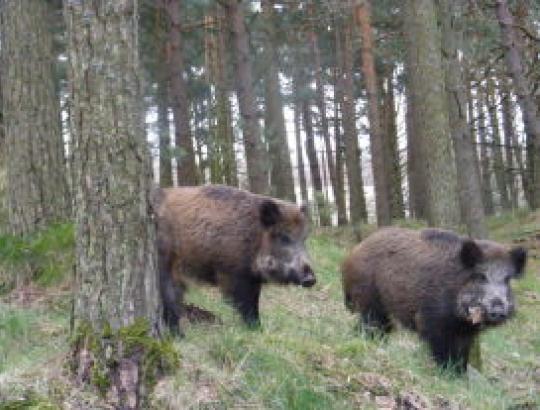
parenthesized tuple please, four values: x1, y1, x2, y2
(342, 227, 526, 373)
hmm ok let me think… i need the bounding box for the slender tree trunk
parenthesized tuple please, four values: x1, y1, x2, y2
(157, 73, 173, 188)
(495, 0, 540, 209)
(466, 73, 483, 185)
(486, 77, 511, 210)
(64, 1, 163, 407)
(293, 78, 308, 203)
(2, 0, 70, 237)
(500, 79, 518, 208)
(224, 0, 269, 194)
(403, 0, 460, 228)
(302, 98, 330, 226)
(163, 0, 198, 186)
(440, 0, 487, 238)
(333, 61, 348, 226)
(381, 69, 405, 220)
(311, 22, 339, 217)
(354, 1, 391, 226)
(340, 21, 367, 223)
(477, 88, 495, 215)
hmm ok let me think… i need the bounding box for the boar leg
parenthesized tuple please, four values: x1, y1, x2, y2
(425, 329, 471, 373)
(360, 293, 392, 337)
(225, 274, 262, 327)
(158, 246, 183, 335)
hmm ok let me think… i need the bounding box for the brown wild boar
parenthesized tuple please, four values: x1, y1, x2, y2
(155, 185, 316, 334)
(342, 227, 527, 372)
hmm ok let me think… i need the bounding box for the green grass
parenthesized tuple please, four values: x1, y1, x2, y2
(1, 213, 540, 409)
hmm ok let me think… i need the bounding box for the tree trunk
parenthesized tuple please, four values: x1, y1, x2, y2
(293, 79, 308, 204)
(224, 0, 269, 194)
(2, 0, 70, 237)
(381, 69, 405, 220)
(487, 77, 511, 211)
(495, 0, 540, 209)
(163, 0, 198, 186)
(64, 1, 164, 407)
(261, 0, 295, 201)
(311, 22, 339, 219)
(403, 0, 459, 228)
(477, 88, 495, 215)
(340, 21, 367, 224)
(157, 73, 173, 188)
(440, 0, 487, 239)
(354, 1, 391, 226)
(500, 79, 518, 208)
(302, 98, 330, 226)
(333, 60, 348, 226)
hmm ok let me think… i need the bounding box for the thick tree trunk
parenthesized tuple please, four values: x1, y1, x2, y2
(225, 0, 269, 194)
(355, 1, 391, 226)
(487, 78, 511, 211)
(261, 0, 295, 201)
(440, 0, 487, 239)
(477, 89, 495, 215)
(163, 0, 198, 186)
(64, 1, 163, 407)
(495, 0, 540, 209)
(403, 0, 459, 228)
(1, 0, 70, 237)
(340, 21, 367, 224)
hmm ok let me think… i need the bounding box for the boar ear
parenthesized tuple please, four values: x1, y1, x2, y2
(510, 247, 527, 278)
(460, 240, 483, 268)
(260, 200, 281, 227)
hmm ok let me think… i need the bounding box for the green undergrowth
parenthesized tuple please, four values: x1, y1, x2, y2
(1, 212, 539, 408)
(0, 223, 74, 292)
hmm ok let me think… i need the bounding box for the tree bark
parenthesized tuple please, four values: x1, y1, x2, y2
(1, 0, 70, 236)
(162, 0, 198, 186)
(440, 0, 487, 239)
(495, 0, 540, 209)
(403, 0, 460, 228)
(354, 1, 391, 226)
(340, 21, 367, 224)
(64, 1, 163, 406)
(224, 0, 269, 194)
(261, 0, 295, 201)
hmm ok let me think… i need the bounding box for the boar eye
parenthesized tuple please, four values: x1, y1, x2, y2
(471, 272, 487, 282)
(279, 233, 292, 245)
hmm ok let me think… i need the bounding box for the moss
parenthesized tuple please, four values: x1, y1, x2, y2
(71, 319, 180, 399)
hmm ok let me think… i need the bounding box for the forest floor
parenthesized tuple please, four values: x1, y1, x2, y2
(0, 211, 539, 409)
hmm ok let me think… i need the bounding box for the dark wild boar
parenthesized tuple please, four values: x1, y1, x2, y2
(342, 227, 527, 372)
(155, 185, 316, 334)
